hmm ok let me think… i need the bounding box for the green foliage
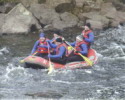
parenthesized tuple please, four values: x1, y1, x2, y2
(0, 0, 19, 3)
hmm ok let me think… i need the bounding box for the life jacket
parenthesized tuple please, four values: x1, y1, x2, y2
(37, 38, 49, 53)
(74, 41, 86, 55)
(51, 36, 64, 53)
(82, 30, 92, 45)
(56, 43, 68, 58)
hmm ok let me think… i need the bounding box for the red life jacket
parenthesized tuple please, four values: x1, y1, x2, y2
(37, 38, 48, 53)
(74, 41, 86, 55)
(56, 43, 68, 57)
(51, 36, 64, 53)
(82, 30, 92, 45)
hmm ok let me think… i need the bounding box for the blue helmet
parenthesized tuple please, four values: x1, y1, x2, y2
(39, 32, 45, 37)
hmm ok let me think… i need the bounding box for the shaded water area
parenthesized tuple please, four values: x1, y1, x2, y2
(0, 27, 125, 99)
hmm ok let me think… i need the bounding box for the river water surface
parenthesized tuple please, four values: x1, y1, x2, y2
(0, 28, 125, 100)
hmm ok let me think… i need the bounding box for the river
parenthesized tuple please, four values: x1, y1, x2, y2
(0, 26, 125, 100)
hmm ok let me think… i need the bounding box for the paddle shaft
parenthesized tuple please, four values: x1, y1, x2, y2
(47, 43, 54, 74)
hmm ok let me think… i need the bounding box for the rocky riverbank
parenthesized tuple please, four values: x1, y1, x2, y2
(0, 0, 125, 35)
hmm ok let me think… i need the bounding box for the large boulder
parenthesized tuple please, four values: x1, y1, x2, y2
(74, 0, 86, 8)
(111, 11, 125, 27)
(29, 4, 60, 25)
(86, 20, 103, 30)
(46, 0, 74, 13)
(1, 3, 41, 35)
(100, 3, 117, 19)
(100, 3, 125, 27)
(79, 12, 109, 29)
(52, 12, 79, 30)
(74, 0, 103, 12)
(46, 0, 72, 8)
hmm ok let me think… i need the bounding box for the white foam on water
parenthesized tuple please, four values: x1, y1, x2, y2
(94, 65, 106, 72)
(84, 69, 92, 74)
(2, 63, 33, 82)
(50, 79, 71, 85)
(0, 47, 9, 54)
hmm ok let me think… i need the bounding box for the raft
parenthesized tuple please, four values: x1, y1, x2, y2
(23, 48, 98, 69)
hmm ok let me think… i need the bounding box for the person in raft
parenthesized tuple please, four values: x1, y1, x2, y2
(45, 38, 67, 64)
(66, 35, 88, 63)
(50, 30, 63, 43)
(49, 30, 65, 54)
(30, 33, 49, 57)
(81, 23, 94, 48)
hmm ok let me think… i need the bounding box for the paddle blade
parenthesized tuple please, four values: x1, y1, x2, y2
(20, 60, 25, 63)
(79, 53, 93, 66)
(48, 62, 54, 74)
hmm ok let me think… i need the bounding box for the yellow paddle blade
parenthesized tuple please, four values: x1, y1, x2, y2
(48, 62, 54, 74)
(79, 53, 93, 66)
(20, 60, 25, 63)
(68, 46, 73, 50)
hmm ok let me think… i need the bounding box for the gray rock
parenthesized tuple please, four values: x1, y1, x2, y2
(0, 3, 17, 13)
(19, 0, 38, 8)
(100, 3, 117, 19)
(86, 20, 103, 30)
(1, 3, 41, 35)
(52, 12, 79, 30)
(29, 4, 59, 25)
(79, 12, 109, 29)
(46, 0, 72, 8)
(0, 14, 6, 35)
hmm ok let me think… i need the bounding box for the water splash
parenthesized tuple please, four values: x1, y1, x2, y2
(0, 47, 9, 55)
(2, 63, 32, 82)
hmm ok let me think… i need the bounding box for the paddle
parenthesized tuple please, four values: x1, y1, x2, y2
(64, 41, 93, 66)
(20, 51, 38, 63)
(47, 43, 54, 74)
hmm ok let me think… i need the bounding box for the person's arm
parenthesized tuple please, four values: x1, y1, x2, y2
(49, 46, 66, 58)
(80, 44, 88, 55)
(47, 40, 57, 48)
(84, 32, 94, 43)
(30, 40, 39, 55)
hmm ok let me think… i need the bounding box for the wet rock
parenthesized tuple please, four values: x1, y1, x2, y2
(52, 12, 79, 30)
(1, 3, 41, 35)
